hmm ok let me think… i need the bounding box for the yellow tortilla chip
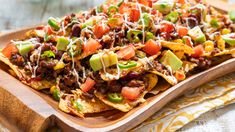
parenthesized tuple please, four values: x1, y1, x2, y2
(182, 61, 198, 73)
(150, 70, 178, 85)
(161, 41, 194, 54)
(214, 49, 235, 57)
(148, 77, 171, 95)
(0, 53, 54, 90)
(59, 89, 113, 118)
(100, 54, 160, 81)
(95, 91, 146, 112)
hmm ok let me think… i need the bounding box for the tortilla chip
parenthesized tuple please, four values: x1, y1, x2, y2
(214, 49, 235, 57)
(0, 53, 54, 90)
(59, 89, 113, 118)
(150, 70, 177, 85)
(182, 61, 198, 73)
(161, 41, 194, 54)
(148, 77, 171, 95)
(94, 91, 146, 112)
(100, 54, 160, 81)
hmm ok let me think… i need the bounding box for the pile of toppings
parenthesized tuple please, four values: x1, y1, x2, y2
(2, 0, 235, 116)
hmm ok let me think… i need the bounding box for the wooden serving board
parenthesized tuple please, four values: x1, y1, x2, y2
(0, 2, 235, 132)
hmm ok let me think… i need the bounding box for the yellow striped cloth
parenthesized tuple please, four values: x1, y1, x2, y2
(132, 72, 235, 132)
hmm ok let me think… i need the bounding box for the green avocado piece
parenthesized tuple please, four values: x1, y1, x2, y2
(222, 33, 235, 46)
(153, 0, 174, 14)
(90, 51, 118, 72)
(56, 37, 69, 51)
(89, 54, 103, 71)
(188, 26, 206, 43)
(229, 10, 235, 23)
(165, 11, 179, 23)
(16, 42, 34, 56)
(160, 50, 183, 71)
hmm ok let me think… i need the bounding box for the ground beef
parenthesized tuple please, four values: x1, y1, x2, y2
(108, 80, 122, 93)
(190, 57, 212, 69)
(63, 75, 77, 87)
(152, 61, 171, 76)
(10, 53, 25, 66)
(40, 60, 56, 69)
(127, 80, 144, 87)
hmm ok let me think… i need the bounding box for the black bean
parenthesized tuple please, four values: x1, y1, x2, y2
(127, 71, 140, 79)
(71, 24, 81, 37)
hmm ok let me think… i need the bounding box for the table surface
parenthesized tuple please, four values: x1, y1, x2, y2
(0, 0, 235, 132)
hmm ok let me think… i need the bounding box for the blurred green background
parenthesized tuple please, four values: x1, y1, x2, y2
(0, 0, 105, 31)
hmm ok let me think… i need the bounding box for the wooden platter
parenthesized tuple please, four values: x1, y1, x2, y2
(0, 2, 235, 131)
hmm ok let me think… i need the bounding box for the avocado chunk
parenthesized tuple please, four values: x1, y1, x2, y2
(188, 26, 206, 43)
(153, 0, 174, 14)
(56, 37, 69, 51)
(229, 10, 235, 23)
(222, 33, 235, 46)
(16, 42, 34, 56)
(160, 50, 183, 71)
(90, 51, 118, 71)
(165, 11, 179, 23)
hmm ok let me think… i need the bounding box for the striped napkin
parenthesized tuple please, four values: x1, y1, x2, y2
(132, 72, 235, 132)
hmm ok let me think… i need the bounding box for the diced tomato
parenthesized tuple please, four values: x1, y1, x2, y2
(160, 22, 175, 33)
(121, 87, 141, 100)
(117, 44, 135, 60)
(83, 39, 102, 55)
(130, 8, 140, 22)
(2, 43, 19, 59)
(174, 71, 186, 81)
(93, 23, 110, 39)
(36, 25, 45, 30)
(44, 26, 53, 35)
(177, 26, 188, 37)
(178, 0, 186, 4)
(143, 39, 161, 55)
(191, 45, 204, 58)
(80, 77, 96, 92)
(119, 2, 129, 14)
(138, 0, 149, 6)
(183, 37, 193, 47)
